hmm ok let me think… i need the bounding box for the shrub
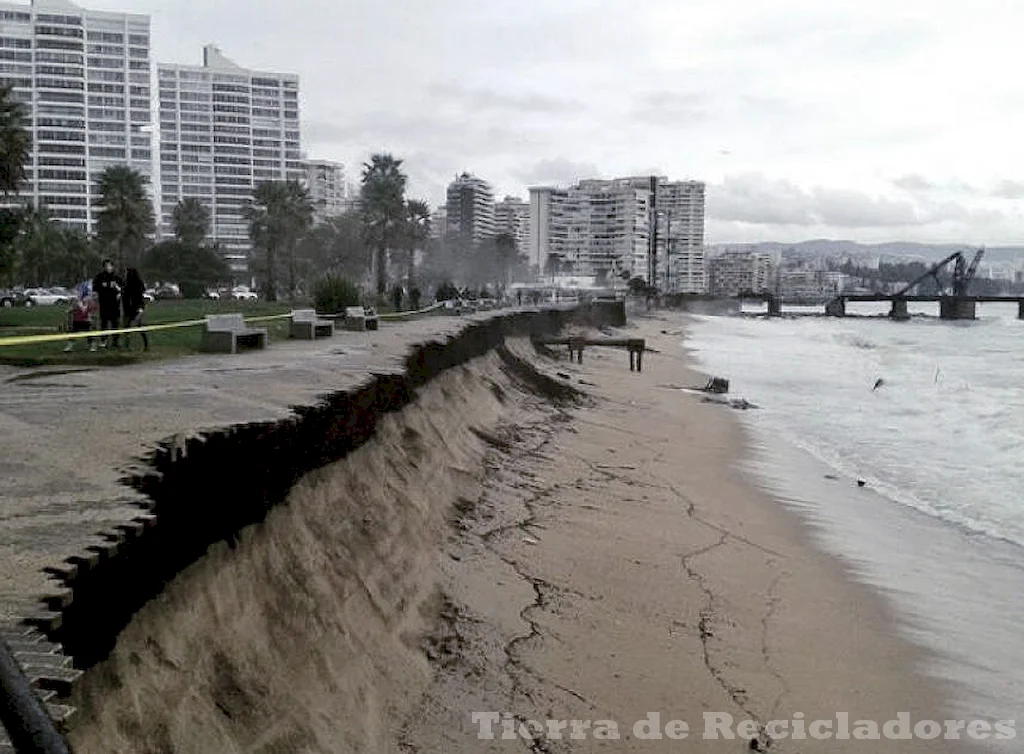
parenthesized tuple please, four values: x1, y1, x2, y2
(435, 281, 459, 301)
(314, 274, 361, 314)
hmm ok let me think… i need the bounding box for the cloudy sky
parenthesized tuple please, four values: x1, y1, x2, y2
(90, 0, 1024, 244)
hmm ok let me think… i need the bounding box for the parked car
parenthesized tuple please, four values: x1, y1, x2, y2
(153, 284, 181, 300)
(231, 286, 257, 301)
(143, 289, 156, 303)
(1, 289, 26, 307)
(23, 288, 72, 306)
(205, 289, 220, 300)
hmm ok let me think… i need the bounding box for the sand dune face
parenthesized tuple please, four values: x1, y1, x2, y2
(65, 344, 573, 754)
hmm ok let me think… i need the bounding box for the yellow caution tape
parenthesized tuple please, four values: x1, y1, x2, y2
(377, 302, 444, 319)
(0, 312, 292, 347)
(0, 305, 444, 348)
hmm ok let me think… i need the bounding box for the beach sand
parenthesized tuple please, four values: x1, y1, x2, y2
(65, 314, 974, 753)
(399, 314, 971, 752)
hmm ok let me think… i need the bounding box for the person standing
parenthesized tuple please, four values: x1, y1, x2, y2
(92, 259, 123, 348)
(63, 292, 97, 352)
(122, 267, 148, 352)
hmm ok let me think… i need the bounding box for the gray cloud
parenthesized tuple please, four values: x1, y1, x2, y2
(992, 180, 1024, 199)
(893, 174, 933, 192)
(631, 91, 713, 126)
(710, 174, 919, 228)
(512, 158, 602, 188)
(424, 82, 584, 114)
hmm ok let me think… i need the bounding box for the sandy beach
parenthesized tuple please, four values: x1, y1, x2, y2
(63, 313, 978, 753)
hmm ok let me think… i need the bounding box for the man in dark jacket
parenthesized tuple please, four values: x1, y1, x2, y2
(92, 259, 122, 348)
(122, 267, 148, 351)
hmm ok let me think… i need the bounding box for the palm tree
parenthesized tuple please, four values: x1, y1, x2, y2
(95, 166, 155, 268)
(13, 206, 64, 286)
(245, 180, 313, 300)
(403, 199, 430, 287)
(171, 198, 211, 248)
(0, 86, 31, 282)
(360, 153, 407, 296)
(0, 85, 30, 196)
(494, 232, 518, 289)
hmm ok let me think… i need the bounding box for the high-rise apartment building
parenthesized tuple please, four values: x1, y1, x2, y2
(707, 250, 774, 296)
(303, 158, 344, 223)
(494, 195, 529, 259)
(528, 175, 706, 292)
(428, 205, 447, 241)
(0, 0, 153, 235)
(158, 45, 302, 276)
(529, 183, 649, 280)
(445, 172, 495, 247)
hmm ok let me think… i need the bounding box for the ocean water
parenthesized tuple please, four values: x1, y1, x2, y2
(686, 302, 1024, 750)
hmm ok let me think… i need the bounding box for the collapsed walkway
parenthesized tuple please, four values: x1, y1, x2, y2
(0, 313, 499, 621)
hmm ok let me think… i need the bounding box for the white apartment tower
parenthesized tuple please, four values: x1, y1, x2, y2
(445, 172, 495, 246)
(528, 175, 706, 292)
(303, 158, 345, 223)
(706, 250, 774, 296)
(494, 195, 529, 258)
(158, 45, 302, 276)
(0, 0, 153, 234)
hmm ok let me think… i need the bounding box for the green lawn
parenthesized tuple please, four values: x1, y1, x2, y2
(0, 299, 293, 367)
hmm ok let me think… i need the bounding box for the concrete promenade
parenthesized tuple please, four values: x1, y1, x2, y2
(0, 312, 503, 622)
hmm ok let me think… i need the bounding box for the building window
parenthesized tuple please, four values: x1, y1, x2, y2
(35, 39, 84, 51)
(90, 70, 125, 82)
(36, 78, 85, 90)
(36, 117, 84, 129)
(86, 44, 122, 56)
(35, 26, 84, 39)
(38, 90, 85, 102)
(89, 146, 126, 158)
(86, 32, 124, 43)
(88, 57, 124, 69)
(35, 14, 83, 25)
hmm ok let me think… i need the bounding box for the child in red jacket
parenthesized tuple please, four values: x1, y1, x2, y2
(65, 294, 98, 352)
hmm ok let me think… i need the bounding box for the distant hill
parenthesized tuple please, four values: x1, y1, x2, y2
(708, 240, 1024, 265)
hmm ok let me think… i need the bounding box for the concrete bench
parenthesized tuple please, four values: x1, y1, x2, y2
(289, 308, 334, 340)
(342, 306, 379, 332)
(199, 313, 268, 354)
(536, 336, 647, 372)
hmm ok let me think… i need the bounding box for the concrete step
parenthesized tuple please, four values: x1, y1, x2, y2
(46, 703, 76, 728)
(15, 651, 72, 668)
(19, 610, 63, 633)
(26, 666, 82, 696)
(5, 638, 62, 654)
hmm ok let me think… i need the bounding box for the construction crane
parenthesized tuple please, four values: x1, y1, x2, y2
(892, 248, 985, 298)
(955, 247, 985, 297)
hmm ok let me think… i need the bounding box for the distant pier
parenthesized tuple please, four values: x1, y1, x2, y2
(743, 293, 1024, 321)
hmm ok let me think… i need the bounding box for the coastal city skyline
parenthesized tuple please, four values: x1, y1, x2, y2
(12, 0, 1018, 247)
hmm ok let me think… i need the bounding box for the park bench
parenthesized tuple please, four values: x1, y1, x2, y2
(535, 336, 647, 372)
(199, 313, 268, 354)
(289, 308, 334, 340)
(342, 306, 379, 332)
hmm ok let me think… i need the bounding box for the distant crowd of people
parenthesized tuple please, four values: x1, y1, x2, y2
(65, 259, 148, 352)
